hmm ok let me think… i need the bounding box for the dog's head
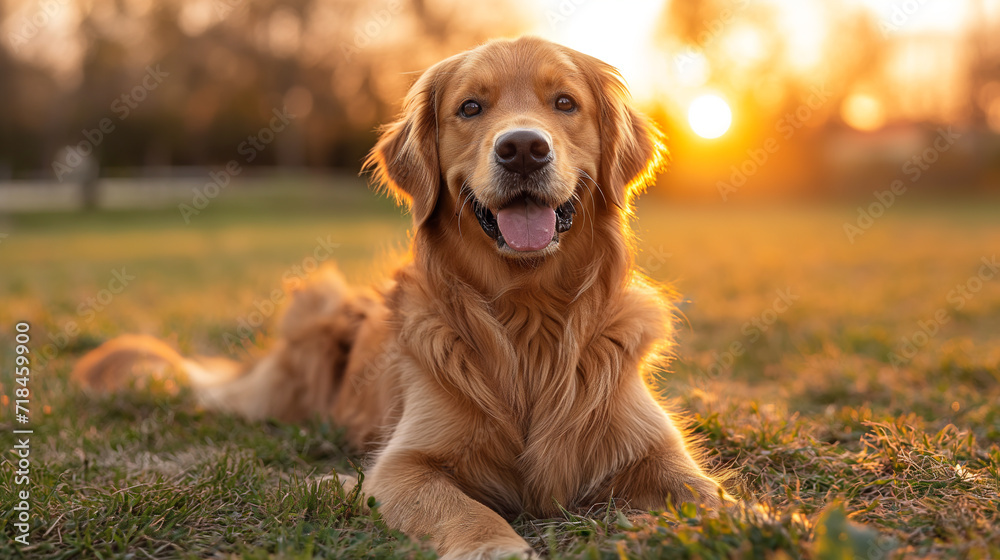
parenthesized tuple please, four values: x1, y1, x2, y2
(367, 37, 666, 261)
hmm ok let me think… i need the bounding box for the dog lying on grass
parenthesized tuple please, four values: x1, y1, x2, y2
(75, 36, 733, 559)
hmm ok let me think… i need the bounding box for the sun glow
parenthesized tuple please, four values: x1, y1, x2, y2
(531, 0, 667, 101)
(842, 93, 886, 131)
(688, 94, 732, 139)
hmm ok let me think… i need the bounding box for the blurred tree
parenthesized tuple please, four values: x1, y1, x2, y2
(968, 0, 1000, 127)
(662, 0, 884, 134)
(0, 0, 527, 177)
(657, 0, 887, 197)
(652, 0, 1000, 198)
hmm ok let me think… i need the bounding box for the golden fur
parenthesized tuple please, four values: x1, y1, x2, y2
(74, 37, 731, 559)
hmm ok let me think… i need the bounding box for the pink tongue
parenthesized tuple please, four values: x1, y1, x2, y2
(496, 198, 556, 252)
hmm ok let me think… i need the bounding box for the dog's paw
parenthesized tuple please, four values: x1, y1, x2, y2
(311, 472, 358, 491)
(698, 484, 739, 511)
(311, 472, 368, 511)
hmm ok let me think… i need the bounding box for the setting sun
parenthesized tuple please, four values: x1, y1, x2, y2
(688, 94, 732, 139)
(841, 93, 886, 132)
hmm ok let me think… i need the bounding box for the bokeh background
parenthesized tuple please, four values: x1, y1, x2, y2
(1, 0, 999, 200)
(1, 2, 999, 558)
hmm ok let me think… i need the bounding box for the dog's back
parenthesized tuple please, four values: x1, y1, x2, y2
(73, 265, 399, 450)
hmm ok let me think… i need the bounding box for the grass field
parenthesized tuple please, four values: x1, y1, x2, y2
(1, 180, 999, 559)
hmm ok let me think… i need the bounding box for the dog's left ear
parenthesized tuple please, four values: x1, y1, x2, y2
(575, 52, 668, 211)
(365, 54, 464, 227)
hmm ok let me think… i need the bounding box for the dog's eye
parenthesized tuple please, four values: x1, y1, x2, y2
(555, 96, 576, 112)
(460, 100, 482, 118)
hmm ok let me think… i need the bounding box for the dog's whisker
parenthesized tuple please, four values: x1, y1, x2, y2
(575, 169, 599, 246)
(569, 188, 594, 247)
(578, 168, 607, 209)
(576, 183, 595, 243)
(456, 182, 474, 241)
(573, 178, 591, 240)
(579, 171, 603, 243)
(454, 180, 469, 214)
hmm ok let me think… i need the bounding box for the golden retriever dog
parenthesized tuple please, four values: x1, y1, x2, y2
(74, 36, 732, 559)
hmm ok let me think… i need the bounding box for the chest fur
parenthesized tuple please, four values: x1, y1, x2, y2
(393, 277, 673, 514)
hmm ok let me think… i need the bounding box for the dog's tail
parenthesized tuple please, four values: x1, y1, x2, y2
(72, 265, 370, 421)
(71, 333, 270, 417)
(71, 333, 232, 391)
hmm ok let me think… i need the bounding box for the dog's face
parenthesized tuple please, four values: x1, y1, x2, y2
(436, 43, 600, 257)
(368, 37, 665, 261)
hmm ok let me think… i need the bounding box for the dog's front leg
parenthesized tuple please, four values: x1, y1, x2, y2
(366, 448, 535, 560)
(592, 387, 735, 512)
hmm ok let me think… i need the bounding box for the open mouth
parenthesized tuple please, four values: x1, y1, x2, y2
(473, 194, 576, 253)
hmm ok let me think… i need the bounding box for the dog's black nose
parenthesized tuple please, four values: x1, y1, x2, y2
(495, 129, 552, 176)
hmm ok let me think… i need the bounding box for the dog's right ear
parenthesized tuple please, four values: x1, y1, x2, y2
(364, 54, 463, 227)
